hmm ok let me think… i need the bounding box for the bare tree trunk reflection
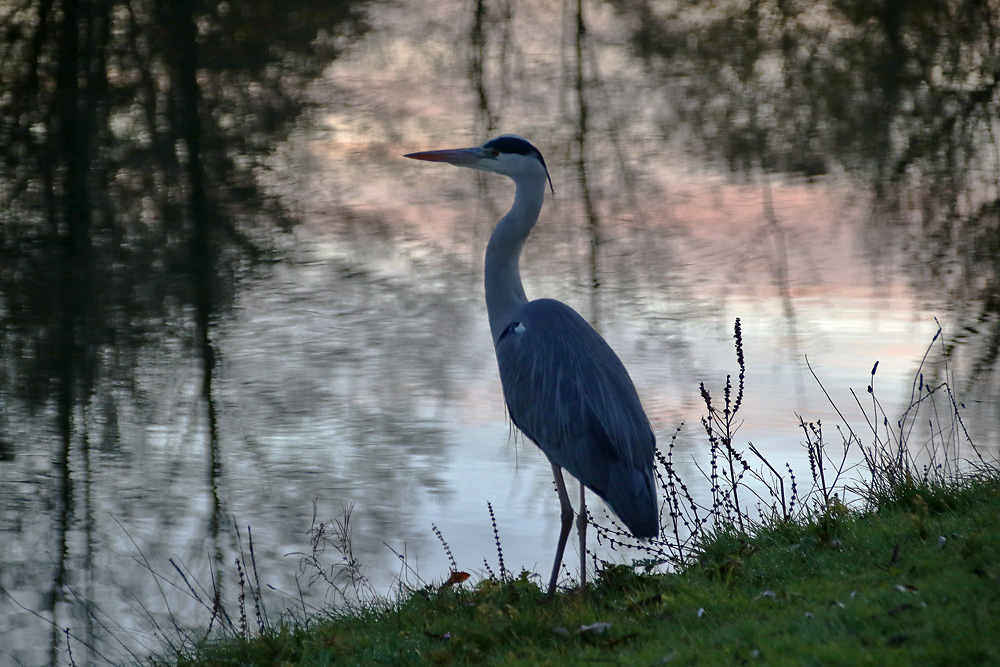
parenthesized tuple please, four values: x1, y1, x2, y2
(759, 170, 805, 400)
(471, 0, 496, 133)
(573, 0, 602, 330)
(162, 0, 226, 571)
(51, 0, 96, 659)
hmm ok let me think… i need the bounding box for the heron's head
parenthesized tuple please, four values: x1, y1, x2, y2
(405, 134, 554, 194)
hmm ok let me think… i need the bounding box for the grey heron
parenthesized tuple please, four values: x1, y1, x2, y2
(405, 134, 657, 598)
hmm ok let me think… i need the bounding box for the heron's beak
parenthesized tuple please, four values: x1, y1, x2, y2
(404, 147, 481, 165)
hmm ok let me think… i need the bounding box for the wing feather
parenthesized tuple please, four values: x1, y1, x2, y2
(494, 298, 658, 537)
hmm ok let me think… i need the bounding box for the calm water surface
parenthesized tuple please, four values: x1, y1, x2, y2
(2, 0, 998, 664)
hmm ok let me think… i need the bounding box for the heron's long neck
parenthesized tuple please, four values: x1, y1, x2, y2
(485, 177, 546, 343)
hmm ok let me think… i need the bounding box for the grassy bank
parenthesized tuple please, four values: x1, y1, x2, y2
(149, 323, 997, 666)
(158, 474, 1000, 666)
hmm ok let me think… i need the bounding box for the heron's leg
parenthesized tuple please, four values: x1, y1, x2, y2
(578, 482, 587, 593)
(547, 463, 574, 599)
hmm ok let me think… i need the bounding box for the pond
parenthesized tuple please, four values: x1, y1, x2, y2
(1, 0, 998, 664)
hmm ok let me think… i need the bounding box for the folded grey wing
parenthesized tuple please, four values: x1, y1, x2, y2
(494, 299, 658, 537)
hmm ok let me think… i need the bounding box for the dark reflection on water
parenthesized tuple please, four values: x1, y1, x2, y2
(614, 0, 1000, 317)
(0, 0, 371, 664)
(610, 0, 999, 422)
(1, 0, 998, 664)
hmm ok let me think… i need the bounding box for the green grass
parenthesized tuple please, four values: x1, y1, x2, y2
(153, 473, 1000, 666)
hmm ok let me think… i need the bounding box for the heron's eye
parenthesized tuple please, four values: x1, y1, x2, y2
(489, 149, 500, 158)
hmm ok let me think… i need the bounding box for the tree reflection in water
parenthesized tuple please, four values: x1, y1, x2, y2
(0, 1, 371, 663)
(611, 0, 999, 431)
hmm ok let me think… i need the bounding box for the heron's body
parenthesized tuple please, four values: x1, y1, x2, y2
(405, 134, 657, 596)
(495, 298, 658, 537)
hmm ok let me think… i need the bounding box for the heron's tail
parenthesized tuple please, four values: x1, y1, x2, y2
(598, 464, 658, 539)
